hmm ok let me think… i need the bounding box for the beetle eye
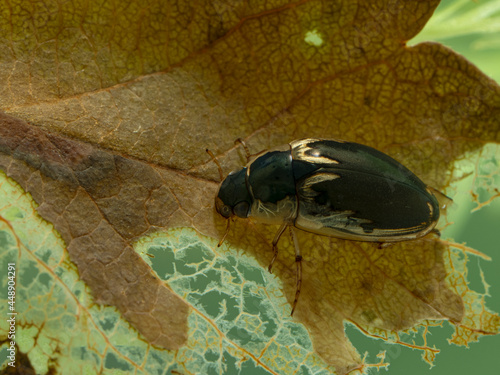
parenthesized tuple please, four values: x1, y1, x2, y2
(233, 201, 250, 218)
(220, 205, 232, 218)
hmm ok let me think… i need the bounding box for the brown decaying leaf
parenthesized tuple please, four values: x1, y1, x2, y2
(1, 0, 500, 373)
(0, 114, 191, 350)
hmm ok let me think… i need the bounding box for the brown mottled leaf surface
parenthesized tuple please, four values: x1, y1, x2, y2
(1, 0, 499, 373)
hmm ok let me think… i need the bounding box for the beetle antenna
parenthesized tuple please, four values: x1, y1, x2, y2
(218, 219, 231, 247)
(206, 149, 224, 181)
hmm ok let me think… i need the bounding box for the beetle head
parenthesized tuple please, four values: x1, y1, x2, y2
(216, 168, 252, 219)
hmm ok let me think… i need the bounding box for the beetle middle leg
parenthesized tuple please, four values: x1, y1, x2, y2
(268, 223, 303, 315)
(289, 226, 302, 316)
(268, 222, 288, 273)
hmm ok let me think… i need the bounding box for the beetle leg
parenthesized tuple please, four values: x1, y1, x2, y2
(289, 226, 302, 316)
(217, 219, 231, 247)
(234, 138, 251, 161)
(377, 242, 394, 249)
(269, 222, 288, 273)
(431, 228, 441, 237)
(206, 149, 224, 181)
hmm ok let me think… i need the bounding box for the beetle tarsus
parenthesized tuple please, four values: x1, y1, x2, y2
(290, 227, 302, 316)
(290, 260, 302, 316)
(217, 219, 231, 247)
(267, 263, 274, 274)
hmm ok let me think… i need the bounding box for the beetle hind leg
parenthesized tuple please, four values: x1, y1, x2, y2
(289, 226, 302, 316)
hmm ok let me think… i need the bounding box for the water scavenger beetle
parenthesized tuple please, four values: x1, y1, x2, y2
(207, 138, 446, 315)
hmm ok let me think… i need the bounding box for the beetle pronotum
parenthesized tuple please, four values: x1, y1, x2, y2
(208, 138, 444, 315)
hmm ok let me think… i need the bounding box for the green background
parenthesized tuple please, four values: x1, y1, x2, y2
(347, 184, 500, 374)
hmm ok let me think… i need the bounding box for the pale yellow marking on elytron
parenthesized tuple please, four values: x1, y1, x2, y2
(299, 173, 340, 199)
(291, 139, 340, 165)
(427, 201, 434, 217)
(364, 225, 426, 236)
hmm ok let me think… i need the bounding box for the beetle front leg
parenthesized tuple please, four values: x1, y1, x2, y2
(234, 138, 251, 161)
(269, 222, 288, 273)
(217, 219, 231, 247)
(289, 226, 302, 316)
